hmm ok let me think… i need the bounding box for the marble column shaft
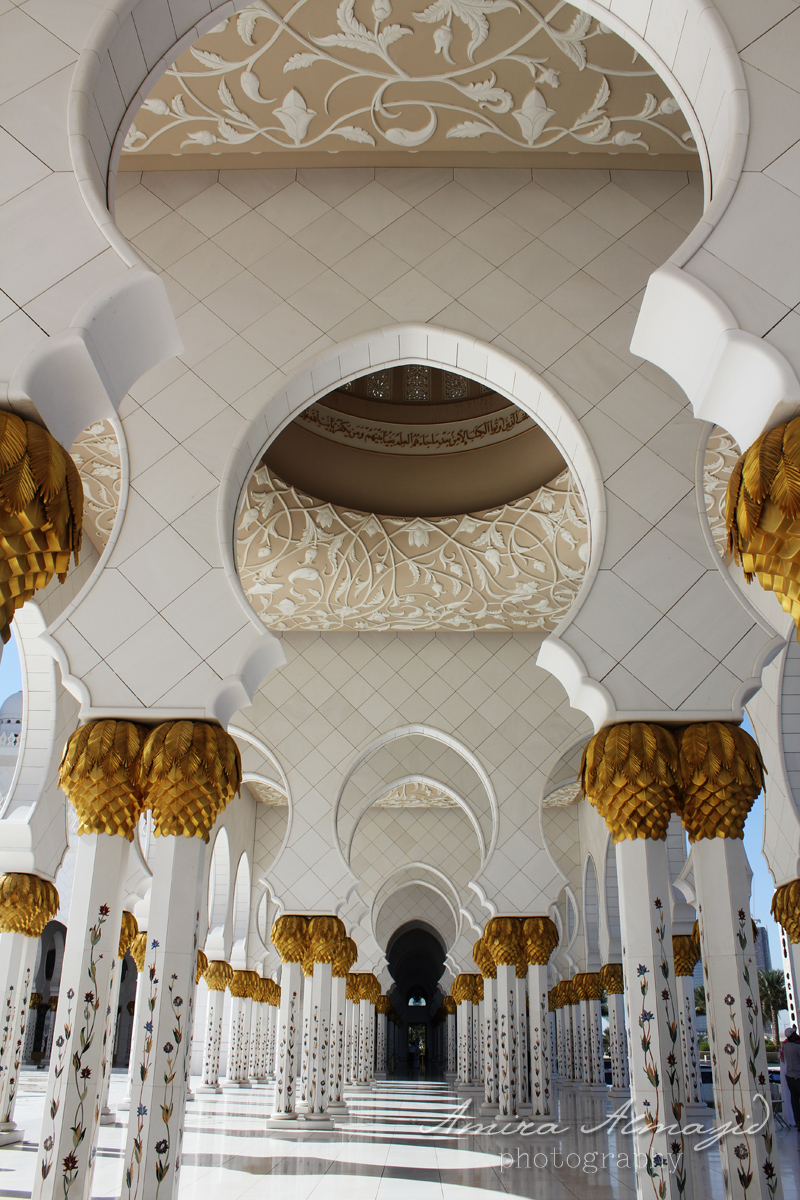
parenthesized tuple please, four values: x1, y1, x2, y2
(606, 991, 629, 1091)
(271, 960, 303, 1119)
(200, 985, 226, 1091)
(446, 1012, 456, 1075)
(694, 837, 781, 1200)
(515, 975, 528, 1105)
(120, 834, 205, 1200)
(305, 961, 332, 1120)
(0, 931, 38, 1140)
(329, 976, 346, 1107)
(495, 964, 518, 1118)
(527, 964, 551, 1117)
(34, 833, 129, 1200)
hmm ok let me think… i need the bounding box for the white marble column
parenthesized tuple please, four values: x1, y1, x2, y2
(249, 985, 266, 1082)
(117, 935, 148, 1112)
(694, 837, 780, 1200)
(376, 1005, 387, 1076)
(357, 997, 370, 1085)
(225, 973, 254, 1088)
(599, 966, 628, 1094)
(268, 955, 305, 1125)
(515, 970, 528, 1106)
(298, 965, 313, 1108)
(267, 994, 279, 1077)
(119, 834, 206, 1200)
(34, 833, 129, 1200)
(445, 1006, 456, 1076)
(305, 958, 333, 1126)
(671, 938, 704, 1112)
(0, 928, 39, 1144)
(345, 992, 356, 1085)
(495, 964, 518, 1118)
(199, 964, 231, 1092)
(471, 996, 481, 1084)
(616, 837, 690, 1200)
(98, 913, 137, 1125)
(526, 964, 552, 1118)
(480, 977, 497, 1114)
(329, 974, 347, 1110)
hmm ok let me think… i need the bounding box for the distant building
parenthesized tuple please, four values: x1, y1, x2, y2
(754, 923, 773, 974)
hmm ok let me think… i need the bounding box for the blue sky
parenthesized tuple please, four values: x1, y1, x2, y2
(0, 637, 21, 708)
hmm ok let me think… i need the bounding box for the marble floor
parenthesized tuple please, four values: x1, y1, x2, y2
(4, 1070, 800, 1199)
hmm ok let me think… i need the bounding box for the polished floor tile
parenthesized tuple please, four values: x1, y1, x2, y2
(4, 1070, 800, 1199)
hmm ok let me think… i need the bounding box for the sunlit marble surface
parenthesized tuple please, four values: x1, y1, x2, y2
(4, 1070, 800, 1199)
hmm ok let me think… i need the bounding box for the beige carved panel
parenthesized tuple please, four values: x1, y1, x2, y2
(375, 781, 458, 807)
(122, 0, 697, 170)
(236, 464, 588, 631)
(69, 420, 121, 555)
(703, 426, 740, 559)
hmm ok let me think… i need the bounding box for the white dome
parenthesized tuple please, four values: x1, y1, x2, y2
(0, 691, 23, 724)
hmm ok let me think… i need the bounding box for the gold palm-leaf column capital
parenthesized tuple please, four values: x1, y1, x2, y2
(59, 719, 147, 840)
(376, 995, 390, 1014)
(306, 915, 346, 965)
(599, 963, 624, 995)
(345, 973, 359, 1002)
(573, 971, 603, 1001)
(118, 910, 138, 959)
(677, 722, 765, 841)
(0, 412, 83, 645)
(272, 915, 309, 963)
(333, 935, 357, 978)
(672, 935, 701, 977)
(771, 880, 800, 943)
(442, 995, 456, 1016)
(204, 960, 233, 992)
(726, 416, 800, 634)
(130, 932, 148, 973)
(138, 720, 242, 841)
(196, 949, 209, 984)
(471, 974, 484, 1003)
(522, 915, 559, 966)
(473, 937, 496, 979)
(0, 872, 59, 937)
(484, 916, 524, 966)
(580, 722, 680, 841)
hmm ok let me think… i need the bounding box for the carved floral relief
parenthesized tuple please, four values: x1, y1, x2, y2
(236, 464, 588, 631)
(123, 0, 696, 164)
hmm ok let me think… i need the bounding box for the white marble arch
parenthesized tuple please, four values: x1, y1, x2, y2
(332, 721, 500, 874)
(370, 867, 463, 955)
(205, 824, 231, 960)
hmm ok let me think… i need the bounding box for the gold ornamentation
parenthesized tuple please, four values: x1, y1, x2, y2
(272, 915, 309, 963)
(59, 720, 146, 840)
(442, 996, 456, 1016)
(196, 949, 209, 984)
(573, 972, 603, 1001)
(237, 466, 587, 634)
(677, 722, 765, 842)
(599, 963, 624, 995)
(333, 935, 357, 978)
(48, 995, 58, 1011)
(484, 916, 523, 965)
(772, 880, 800, 944)
(29, 992, 42, 1009)
(726, 417, 800, 634)
(346, 973, 359, 1002)
(471, 974, 484, 1003)
(118, 911, 138, 960)
(0, 873, 59, 937)
(472, 937, 496, 979)
(376, 996, 390, 1014)
(450, 974, 470, 1003)
(522, 916, 559, 965)
(229, 969, 260, 998)
(0, 412, 83, 645)
(130, 932, 148, 973)
(204, 960, 234, 992)
(580, 722, 680, 842)
(306, 915, 346, 965)
(672, 935, 700, 977)
(138, 721, 242, 841)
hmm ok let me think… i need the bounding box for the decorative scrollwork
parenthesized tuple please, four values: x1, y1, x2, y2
(69, 421, 121, 554)
(236, 465, 588, 632)
(124, 0, 694, 162)
(703, 426, 739, 558)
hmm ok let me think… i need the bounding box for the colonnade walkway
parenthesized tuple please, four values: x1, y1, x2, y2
(4, 1069, 800, 1199)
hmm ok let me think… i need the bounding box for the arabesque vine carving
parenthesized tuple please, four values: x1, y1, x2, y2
(236, 464, 588, 631)
(375, 781, 458, 807)
(124, 0, 694, 161)
(70, 421, 121, 554)
(703, 426, 739, 559)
